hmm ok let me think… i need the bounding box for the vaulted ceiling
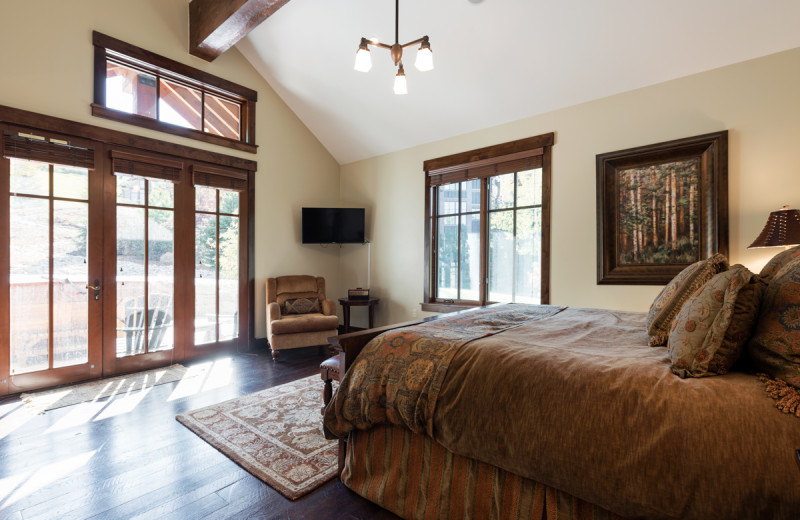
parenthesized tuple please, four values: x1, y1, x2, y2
(231, 0, 800, 165)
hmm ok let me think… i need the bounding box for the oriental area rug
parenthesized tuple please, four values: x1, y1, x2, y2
(176, 375, 338, 500)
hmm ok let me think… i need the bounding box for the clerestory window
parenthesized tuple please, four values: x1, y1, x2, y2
(92, 32, 257, 153)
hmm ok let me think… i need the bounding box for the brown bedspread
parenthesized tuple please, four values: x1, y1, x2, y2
(327, 305, 800, 519)
(324, 304, 564, 437)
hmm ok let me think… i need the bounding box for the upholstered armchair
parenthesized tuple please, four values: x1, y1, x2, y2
(266, 275, 339, 360)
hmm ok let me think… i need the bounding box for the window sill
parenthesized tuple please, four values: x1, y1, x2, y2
(91, 104, 257, 154)
(420, 302, 480, 313)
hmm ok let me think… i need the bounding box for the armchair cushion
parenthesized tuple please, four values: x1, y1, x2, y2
(270, 313, 339, 335)
(284, 297, 321, 315)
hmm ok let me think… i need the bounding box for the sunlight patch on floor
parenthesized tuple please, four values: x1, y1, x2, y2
(0, 402, 35, 441)
(168, 357, 233, 401)
(0, 449, 97, 508)
(94, 386, 153, 422)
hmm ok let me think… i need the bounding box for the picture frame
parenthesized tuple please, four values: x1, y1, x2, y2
(596, 131, 728, 285)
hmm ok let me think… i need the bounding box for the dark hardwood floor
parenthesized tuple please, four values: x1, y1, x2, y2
(0, 346, 399, 520)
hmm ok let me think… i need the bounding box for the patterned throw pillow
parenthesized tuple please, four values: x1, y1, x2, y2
(645, 253, 728, 346)
(283, 297, 321, 315)
(759, 245, 800, 283)
(748, 256, 800, 388)
(668, 265, 764, 378)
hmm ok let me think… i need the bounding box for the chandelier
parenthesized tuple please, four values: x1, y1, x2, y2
(353, 0, 434, 95)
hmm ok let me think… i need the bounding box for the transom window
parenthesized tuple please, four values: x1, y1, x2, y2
(423, 133, 553, 311)
(92, 32, 257, 153)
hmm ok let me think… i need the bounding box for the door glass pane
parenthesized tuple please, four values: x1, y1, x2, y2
(195, 213, 217, 345)
(148, 209, 174, 352)
(116, 173, 145, 205)
(204, 94, 241, 140)
(488, 210, 514, 302)
(10, 160, 49, 196)
(10, 197, 50, 374)
(219, 189, 239, 215)
(489, 172, 514, 210)
(53, 201, 89, 368)
(149, 178, 174, 208)
(159, 79, 202, 130)
(514, 208, 541, 304)
(437, 216, 458, 299)
(219, 215, 239, 341)
(459, 214, 480, 301)
(195, 186, 216, 212)
(106, 60, 157, 118)
(54, 165, 89, 200)
(117, 206, 146, 357)
(516, 168, 542, 207)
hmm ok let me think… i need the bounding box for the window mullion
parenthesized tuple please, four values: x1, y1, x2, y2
(479, 178, 488, 305)
(512, 172, 518, 302)
(456, 184, 462, 300)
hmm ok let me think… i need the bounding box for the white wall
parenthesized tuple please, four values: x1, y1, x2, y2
(0, 0, 341, 339)
(339, 47, 800, 327)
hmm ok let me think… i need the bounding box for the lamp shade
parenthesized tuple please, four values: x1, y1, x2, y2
(393, 67, 408, 95)
(415, 45, 433, 72)
(748, 206, 800, 248)
(354, 46, 372, 72)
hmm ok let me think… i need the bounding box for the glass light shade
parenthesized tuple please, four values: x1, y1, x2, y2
(393, 72, 408, 95)
(354, 47, 372, 72)
(415, 47, 434, 72)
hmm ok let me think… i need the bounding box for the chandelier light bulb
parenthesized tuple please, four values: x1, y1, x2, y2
(393, 65, 408, 95)
(354, 40, 372, 72)
(415, 39, 434, 72)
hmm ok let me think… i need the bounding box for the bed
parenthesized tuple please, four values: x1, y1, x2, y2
(323, 257, 800, 519)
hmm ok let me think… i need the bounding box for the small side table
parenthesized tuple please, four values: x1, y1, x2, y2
(338, 297, 380, 334)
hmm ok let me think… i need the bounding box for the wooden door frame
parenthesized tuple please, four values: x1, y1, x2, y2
(0, 105, 257, 395)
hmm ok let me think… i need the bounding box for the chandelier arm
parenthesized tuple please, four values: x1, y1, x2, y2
(400, 36, 428, 49)
(370, 41, 394, 51)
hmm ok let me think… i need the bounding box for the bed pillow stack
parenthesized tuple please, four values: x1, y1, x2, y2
(747, 249, 800, 389)
(667, 265, 765, 378)
(645, 253, 729, 346)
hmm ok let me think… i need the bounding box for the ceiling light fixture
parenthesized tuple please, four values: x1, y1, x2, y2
(354, 0, 433, 95)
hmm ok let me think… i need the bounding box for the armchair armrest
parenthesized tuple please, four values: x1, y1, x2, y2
(267, 302, 281, 336)
(322, 298, 337, 316)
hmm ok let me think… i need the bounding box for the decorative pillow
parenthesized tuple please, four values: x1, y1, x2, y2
(747, 256, 800, 388)
(645, 253, 729, 346)
(668, 265, 764, 378)
(759, 244, 800, 283)
(283, 297, 321, 315)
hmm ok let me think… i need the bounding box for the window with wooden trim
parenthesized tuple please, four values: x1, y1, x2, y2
(423, 133, 553, 312)
(92, 32, 257, 153)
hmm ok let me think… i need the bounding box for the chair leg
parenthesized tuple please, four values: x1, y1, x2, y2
(321, 377, 332, 414)
(271, 349, 279, 361)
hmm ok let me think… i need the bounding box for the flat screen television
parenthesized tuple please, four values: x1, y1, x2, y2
(302, 207, 365, 244)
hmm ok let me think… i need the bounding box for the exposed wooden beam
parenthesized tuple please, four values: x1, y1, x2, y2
(189, 0, 292, 62)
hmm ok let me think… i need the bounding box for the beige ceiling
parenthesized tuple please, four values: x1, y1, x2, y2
(237, 0, 800, 165)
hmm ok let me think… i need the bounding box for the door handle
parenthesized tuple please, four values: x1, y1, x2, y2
(86, 280, 101, 301)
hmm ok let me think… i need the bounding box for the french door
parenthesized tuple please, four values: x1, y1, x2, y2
(1, 132, 103, 393)
(1, 126, 250, 395)
(101, 151, 185, 375)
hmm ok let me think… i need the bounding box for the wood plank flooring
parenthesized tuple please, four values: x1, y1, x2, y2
(0, 346, 399, 520)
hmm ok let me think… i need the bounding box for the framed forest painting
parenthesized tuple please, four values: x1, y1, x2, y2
(596, 131, 728, 284)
